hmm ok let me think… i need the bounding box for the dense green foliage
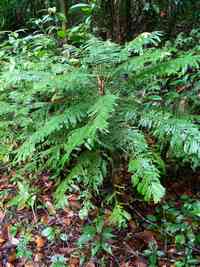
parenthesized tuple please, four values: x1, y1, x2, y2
(0, 23, 200, 225)
(0, 1, 200, 265)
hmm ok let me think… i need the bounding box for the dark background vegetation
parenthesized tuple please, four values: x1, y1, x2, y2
(1, 0, 200, 40)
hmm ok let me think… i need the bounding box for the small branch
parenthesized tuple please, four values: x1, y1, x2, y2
(97, 75, 105, 96)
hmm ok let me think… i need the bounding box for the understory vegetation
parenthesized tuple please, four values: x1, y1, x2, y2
(0, 1, 200, 266)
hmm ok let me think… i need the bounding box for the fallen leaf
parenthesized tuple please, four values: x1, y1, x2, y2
(0, 226, 8, 245)
(128, 220, 137, 232)
(41, 214, 49, 224)
(86, 262, 96, 267)
(25, 262, 34, 267)
(64, 207, 74, 217)
(68, 194, 79, 202)
(119, 262, 130, 267)
(62, 217, 71, 226)
(133, 256, 147, 267)
(168, 246, 176, 256)
(69, 256, 79, 267)
(160, 11, 167, 17)
(104, 209, 112, 225)
(0, 210, 5, 223)
(7, 249, 16, 263)
(135, 230, 156, 244)
(59, 247, 75, 255)
(0, 237, 6, 244)
(69, 200, 81, 210)
(90, 207, 99, 218)
(35, 235, 45, 249)
(45, 201, 56, 215)
(176, 85, 186, 93)
(34, 253, 43, 262)
(68, 194, 81, 209)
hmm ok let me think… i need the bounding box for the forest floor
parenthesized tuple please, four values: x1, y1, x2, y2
(0, 170, 200, 267)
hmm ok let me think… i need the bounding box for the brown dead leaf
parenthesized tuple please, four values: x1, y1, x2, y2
(167, 245, 176, 256)
(68, 194, 81, 209)
(42, 175, 53, 190)
(85, 262, 96, 267)
(0, 210, 5, 223)
(41, 214, 49, 224)
(160, 11, 167, 17)
(69, 200, 81, 210)
(119, 262, 131, 267)
(7, 249, 16, 263)
(90, 207, 99, 218)
(176, 85, 187, 93)
(0, 237, 6, 244)
(69, 256, 79, 267)
(25, 262, 35, 267)
(59, 247, 75, 255)
(6, 264, 14, 267)
(35, 235, 45, 249)
(34, 253, 43, 262)
(68, 194, 79, 202)
(104, 208, 112, 225)
(45, 201, 56, 215)
(135, 230, 155, 244)
(64, 207, 74, 216)
(128, 220, 137, 232)
(133, 257, 147, 267)
(146, 136, 156, 145)
(62, 217, 71, 226)
(0, 225, 8, 244)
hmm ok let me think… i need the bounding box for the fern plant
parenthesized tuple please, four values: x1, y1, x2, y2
(1, 29, 200, 225)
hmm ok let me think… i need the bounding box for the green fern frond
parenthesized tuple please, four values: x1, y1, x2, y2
(123, 129, 165, 202)
(112, 127, 165, 203)
(117, 47, 172, 75)
(122, 31, 162, 56)
(54, 151, 106, 208)
(134, 54, 200, 82)
(129, 157, 165, 203)
(140, 110, 200, 167)
(119, 128, 149, 155)
(83, 32, 162, 67)
(16, 103, 88, 162)
(83, 37, 121, 65)
(61, 94, 118, 165)
(110, 203, 131, 228)
(32, 68, 93, 95)
(0, 102, 15, 115)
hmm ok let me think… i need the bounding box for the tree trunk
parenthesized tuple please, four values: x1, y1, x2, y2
(58, 0, 67, 31)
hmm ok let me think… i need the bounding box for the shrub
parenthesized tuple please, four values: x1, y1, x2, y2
(1, 29, 200, 224)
